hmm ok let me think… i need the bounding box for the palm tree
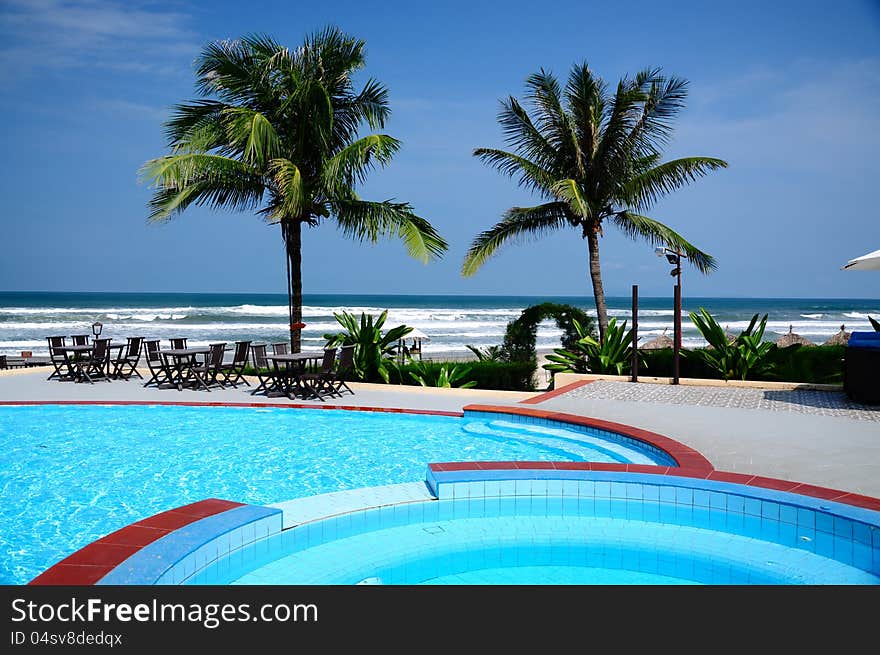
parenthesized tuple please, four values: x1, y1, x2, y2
(140, 28, 448, 351)
(462, 64, 727, 339)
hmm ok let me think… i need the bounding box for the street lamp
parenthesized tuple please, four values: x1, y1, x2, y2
(91, 321, 103, 338)
(655, 247, 685, 384)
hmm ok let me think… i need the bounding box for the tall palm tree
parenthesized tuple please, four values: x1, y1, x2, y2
(462, 64, 727, 339)
(140, 28, 448, 351)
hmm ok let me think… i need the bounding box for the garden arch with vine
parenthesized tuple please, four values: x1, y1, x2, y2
(501, 302, 595, 362)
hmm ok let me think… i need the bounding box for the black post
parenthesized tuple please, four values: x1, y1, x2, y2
(673, 256, 682, 385)
(631, 284, 638, 382)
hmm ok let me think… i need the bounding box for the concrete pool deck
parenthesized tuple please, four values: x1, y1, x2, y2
(1, 368, 878, 499)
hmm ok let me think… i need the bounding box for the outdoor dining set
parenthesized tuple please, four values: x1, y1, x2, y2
(41, 335, 355, 402)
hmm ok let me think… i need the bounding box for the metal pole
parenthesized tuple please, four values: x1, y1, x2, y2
(673, 255, 681, 385)
(631, 284, 638, 383)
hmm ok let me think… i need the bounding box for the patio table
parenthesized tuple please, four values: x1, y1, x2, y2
(266, 353, 323, 399)
(161, 347, 211, 390)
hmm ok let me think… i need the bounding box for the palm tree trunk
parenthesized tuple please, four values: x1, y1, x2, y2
(282, 220, 303, 353)
(586, 228, 609, 341)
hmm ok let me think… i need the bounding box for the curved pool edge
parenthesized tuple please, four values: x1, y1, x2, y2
(31, 465, 880, 586)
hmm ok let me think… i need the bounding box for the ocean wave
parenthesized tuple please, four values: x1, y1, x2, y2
(800, 313, 824, 319)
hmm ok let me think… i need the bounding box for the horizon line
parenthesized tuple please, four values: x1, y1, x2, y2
(1, 290, 879, 302)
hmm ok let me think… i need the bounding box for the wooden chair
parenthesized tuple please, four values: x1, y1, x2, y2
(298, 348, 339, 400)
(271, 342, 289, 355)
(71, 334, 91, 346)
(169, 337, 188, 350)
(249, 344, 276, 396)
(143, 339, 173, 388)
(328, 344, 356, 396)
(111, 337, 144, 380)
(76, 338, 111, 384)
(46, 336, 71, 381)
(218, 340, 251, 388)
(186, 343, 226, 391)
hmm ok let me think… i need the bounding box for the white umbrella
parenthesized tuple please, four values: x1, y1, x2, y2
(842, 249, 880, 271)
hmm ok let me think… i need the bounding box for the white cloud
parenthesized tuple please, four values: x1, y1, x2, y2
(0, 0, 199, 76)
(671, 58, 880, 173)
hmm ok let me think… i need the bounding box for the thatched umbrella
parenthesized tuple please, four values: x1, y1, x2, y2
(641, 328, 674, 350)
(776, 324, 815, 348)
(823, 324, 850, 346)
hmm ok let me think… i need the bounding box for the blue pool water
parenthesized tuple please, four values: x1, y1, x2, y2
(218, 494, 880, 586)
(0, 404, 670, 584)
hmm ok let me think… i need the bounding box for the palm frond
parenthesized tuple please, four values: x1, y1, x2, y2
(565, 62, 606, 162)
(323, 134, 401, 191)
(525, 69, 579, 168)
(221, 106, 282, 167)
(331, 199, 448, 262)
(550, 178, 591, 219)
(622, 157, 728, 211)
(140, 153, 265, 221)
(461, 202, 570, 276)
(630, 72, 689, 155)
(496, 96, 558, 171)
(164, 100, 229, 149)
(472, 147, 555, 196)
(268, 158, 306, 219)
(612, 211, 716, 273)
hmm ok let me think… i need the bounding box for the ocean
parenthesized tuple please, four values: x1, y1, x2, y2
(0, 292, 877, 357)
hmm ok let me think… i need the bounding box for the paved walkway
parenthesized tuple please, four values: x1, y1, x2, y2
(1, 369, 878, 499)
(557, 380, 880, 422)
(541, 381, 880, 498)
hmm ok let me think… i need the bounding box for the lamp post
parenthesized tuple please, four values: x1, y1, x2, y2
(655, 247, 684, 385)
(91, 321, 103, 339)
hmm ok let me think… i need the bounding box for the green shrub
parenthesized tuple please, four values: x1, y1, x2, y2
(544, 317, 641, 376)
(639, 345, 844, 384)
(685, 308, 776, 380)
(323, 310, 411, 383)
(388, 360, 536, 391)
(405, 360, 477, 388)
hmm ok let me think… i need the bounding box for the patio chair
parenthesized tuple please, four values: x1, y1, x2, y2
(143, 339, 173, 388)
(186, 343, 226, 391)
(217, 340, 251, 388)
(170, 337, 188, 350)
(271, 342, 289, 355)
(71, 334, 91, 346)
(111, 336, 144, 380)
(298, 347, 339, 400)
(76, 338, 111, 384)
(0, 355, 6, 370)
(249, 344, 277, 396)
(46, 336, 70, 381)
(327, 344, 356, 396)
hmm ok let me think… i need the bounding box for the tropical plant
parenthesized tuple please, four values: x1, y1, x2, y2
(686, 307, 776, 381)
(543, 317, 640, 375)
(462, 64, 726, 339)
(406, 360, 477, 388)
(465, 344, 506, 361)
(323, 310, 412, 382)
(140, 28, 447, 351)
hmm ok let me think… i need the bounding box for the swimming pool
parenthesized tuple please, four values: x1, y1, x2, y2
(85, 467, 877, 586)
(0, 403, 676, 584)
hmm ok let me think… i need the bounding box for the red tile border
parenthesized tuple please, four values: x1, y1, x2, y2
(29, 498, 242, 586)
(519, 380, 594, 404)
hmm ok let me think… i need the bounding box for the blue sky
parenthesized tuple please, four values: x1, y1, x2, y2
(1, 0, 878, 298)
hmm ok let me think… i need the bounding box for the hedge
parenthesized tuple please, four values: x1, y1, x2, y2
(636, 345, 845, 384)
(388, 360, 537, 391)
